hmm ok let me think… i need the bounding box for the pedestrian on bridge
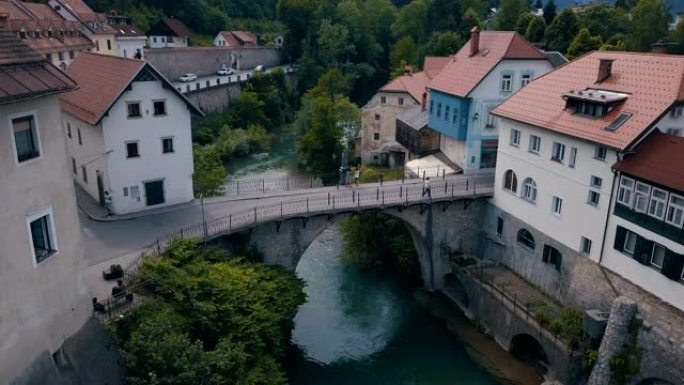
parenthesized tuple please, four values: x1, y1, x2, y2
(354, 168, 360, 186)
(422, 177, 431, 199)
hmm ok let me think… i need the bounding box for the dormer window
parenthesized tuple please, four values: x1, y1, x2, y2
(19, 30, 27, 39)
(563, 89, 629, 118)
(47, 29, 53, 38)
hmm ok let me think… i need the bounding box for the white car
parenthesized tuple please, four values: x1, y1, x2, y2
(178, 73, 197, 82)
(254, 65, 266, 72)
(217, 68, 234, 76)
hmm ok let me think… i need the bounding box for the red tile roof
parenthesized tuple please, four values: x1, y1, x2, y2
(148, 18, 189, 38)
(380, 56, 450, 102)
(219, 31, 257, 46)
(613, 131, 684, 192)
(429, 31, 546, 97)
(423, 56, 451, 78)
(60, 52, 201, 124)
(58, 0, 94, 16)
(493, 51, 684, 150)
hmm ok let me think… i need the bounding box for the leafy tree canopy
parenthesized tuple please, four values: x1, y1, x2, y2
(544, 8, 579, 54)
(525, 15, 546, 43)
(566, 28, 603, 60)
(627, 0, 670, 52)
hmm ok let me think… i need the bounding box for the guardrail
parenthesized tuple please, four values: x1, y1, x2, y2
(96, 178, 494, 322)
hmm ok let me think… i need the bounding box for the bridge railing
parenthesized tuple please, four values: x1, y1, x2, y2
(97, 178, 493, 322)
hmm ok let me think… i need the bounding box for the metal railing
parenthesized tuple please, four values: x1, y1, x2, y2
(96, 178, 494, 322)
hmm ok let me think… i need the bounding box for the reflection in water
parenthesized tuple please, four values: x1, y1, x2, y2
(287, 228, 503, 385)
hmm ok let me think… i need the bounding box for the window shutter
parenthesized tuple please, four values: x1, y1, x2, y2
(661, 250, 684, 281)
(633, 236, 653, 265)
(614, 226, 626, 250)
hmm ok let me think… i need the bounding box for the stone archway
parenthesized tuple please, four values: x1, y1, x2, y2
(510, 334, 549, 374)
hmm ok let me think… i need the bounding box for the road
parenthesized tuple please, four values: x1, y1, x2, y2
(171, 65, 293, 94)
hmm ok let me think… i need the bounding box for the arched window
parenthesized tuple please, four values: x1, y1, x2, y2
(523, 178, 537, 202)
(503, 170, 518, 193)
(517, 229, 536, 250)
(542, 245, 562, 271)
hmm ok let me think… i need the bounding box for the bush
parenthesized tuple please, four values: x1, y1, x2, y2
(358, 165, 404, 183)
(582, 349, 598, 373)
(193, 144, 227, 197)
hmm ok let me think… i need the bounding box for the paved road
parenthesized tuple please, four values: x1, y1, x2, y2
(171, 65, 292, 94)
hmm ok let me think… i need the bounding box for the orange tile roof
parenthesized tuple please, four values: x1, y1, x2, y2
(379, 56, 450, 102)
(613, 131, 684, 192)
(429, 31, 546, 97)
(493, 51, 684, 150)
(423, 56, 451, 78)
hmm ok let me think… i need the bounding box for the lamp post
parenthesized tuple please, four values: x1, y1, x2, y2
(200, 193, 207, 246)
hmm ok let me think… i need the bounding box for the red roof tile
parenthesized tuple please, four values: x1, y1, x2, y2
(423, 56, 451, 79)
(429, 31, 546, 97)
(58, 0, 94, 16)
(613, 131, 684, 192)
(493, 51, 684, 150)
(379, 56, 450, 102)
(148, 18, 189, 38)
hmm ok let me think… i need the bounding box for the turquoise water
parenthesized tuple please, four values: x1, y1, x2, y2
(285, 228, 504, 385)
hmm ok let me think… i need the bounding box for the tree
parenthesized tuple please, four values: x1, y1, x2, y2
(277, 0, 318, 58)
(429, 0, 462, 33)
(672, 20, 684, 54)
(627, 0, 670, 52)
(542, 0, 557, 25)
(226, 91, 269, 130)
(192, 145, 227, 198)
(525, 15, 546, 42)
(390, 36, 419, 74)
(566, 28, 602, 60)
(516, 12, 534, 35)
(317, 19, 354, 67)
(425, 31, 465, 56)
(391, 0, 429, 43)
(461, 0, 489, 17)
(494, 0, 528, 31)
(544, 9, 578, 53)
(534, 0, 543, 9)
(577, 4, 630, 43)
(461, 7, 483, 36)
(615, 0, 638, 10)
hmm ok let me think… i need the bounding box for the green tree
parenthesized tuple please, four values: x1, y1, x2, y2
(525, 15, 546, 42)
(461, 0, 489, 16)
(627, 0, 670, 52)
(534, 0, 543, 8)
(429, 0, 462, 33)
(577, 4, 630, 42)
(544, 9, 579, 53)
(461, 7, 483, 36)
(425, 31, 465, 56)
(226, 91, 269, 130)
(516, 12, 534, 35)
(317, 19, 354, 66)
(494, 0, 528, 31)
(671, 20, 684, 54)
(192, 145, 226, 197)
(566, 28, 602, 60)
(542, 0, 557, 25)
(391, 0, 429, 43)
(390, 36, 419, 74)
(615, 0, 638, 10)
(277, 0, 318, 58)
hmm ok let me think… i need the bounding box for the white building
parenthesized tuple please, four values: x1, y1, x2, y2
(106, 11, 146, 59)
(60, 52, 202, 215)
(146, 18, 189, 48)
(491, 52, 684, 308)
(213, 30, 257, 47)
(0, 30, 90, 381)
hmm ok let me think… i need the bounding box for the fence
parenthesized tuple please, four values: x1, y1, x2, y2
(96, 178, 494, 322)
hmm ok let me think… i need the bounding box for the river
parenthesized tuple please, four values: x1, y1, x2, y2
(285, 228, 522, 385)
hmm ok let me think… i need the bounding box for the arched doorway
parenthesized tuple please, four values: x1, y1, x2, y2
(510, 334, 548, 374)
(443, 273, 469, 308)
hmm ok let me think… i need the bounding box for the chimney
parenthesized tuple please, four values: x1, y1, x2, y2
(597, 58, 614, 83)
(421, 91, 427, 111)
(651, 41, 668, 54)
(469, 26, 480, 57)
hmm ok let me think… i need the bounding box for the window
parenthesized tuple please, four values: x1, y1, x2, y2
(500, 73, 512, 92)
(510, 129, 521, 146)
(452, 108, 459, 124)
(12, 116, 40, 162)
(503, 170, 518, 193)
(594, 146, 607, 161)
(665, 194, 684, 227)
(162, 137, 174, 153)
(617, 176, 634, 207)
(590, 176, 602, 189)
(633, 182, 651, 213)
(542, 245, 562, 271)
(580, 237, 592, 255)
(66, 122, 71, 138)
(437, 103, 442, 118)
(374, 114, 380, 121)
(430, 100, 434, 114)
(521, 73, 532, 87)
(529, 135, 541, 154)
(551, 142, 565, 162)
(123, 187, 129, 196)
(517, 229, 535, 250)
(58, 51, 64, 61)
(28, 208, 57, 264)
(665, 128, 682, 136)
(127, 102, 141, 118)
(569, 147, 577, 168)
(551, 196, 563, 215)
(588, 190, 600, 206)
(496, 217, 504, 237)
(153, 37, 157, 43)
(107, 39, 112, 50)
(126, 141, 140, 158)
(671, 105, 683, 117)
(69, 50, 74, 59)
(46, 53, 52, 62)
(444, 105, 450, 121)
(373, 132, 380, 140)
(81, 165, 87, 183)
(485, 111, 496, 129)
(623, 230, 637, 254)
(648, 188, 668, 220)
(380, 96, 386, 104)
(651, 244, 666, 268)
(95, 40, 99, 51)
(522, 178, 537, 203)
(398, 97, 404, 106)
(153, 100, 166, 116)
(77, 128, 82, 145)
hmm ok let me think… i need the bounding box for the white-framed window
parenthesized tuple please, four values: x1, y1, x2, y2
(510, 129, 521, 146)
(126, 141, 140, 158)
(551, 196, 562, 215)
(588, 190, 600, 206)
(665, 194, 684, 228)
(665, 128, 682, 136)
(580, 237, 592, 255)
(380, 96, 386, 104)
(161, 137, 174, 154)
(551, 142, 565, 162)
(127, 101, 142, 118)
(521, 73, 532, 87)
(633, 182, 651, 213)
(623, 230, 637, 254)
(651, 244, 666, 268)
(648, 187, 668, 220)
(529, 135, 541, 154)
(617, 176, 635, 207)
(590, 176, 602, 189)
(523, 178, 537, 203)
(594, 146, 607, 161)
(500, 73, 512, 92)
(569, 147, 577, 168)
(671, 105, 683, 117)
(153, 100, 167, 116)
(503, 169, 518, 193)
(26, 206, 58, 265)
(485, 109, 496, 129)
(11, 114, 41, 164)
(517, 229, 536, 250)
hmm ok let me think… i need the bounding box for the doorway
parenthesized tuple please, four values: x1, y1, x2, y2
(144, 180, 165, 206)
(97, 172, 105, 206)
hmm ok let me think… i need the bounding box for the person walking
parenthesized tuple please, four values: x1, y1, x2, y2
(422, 177, 431, 199)
(345, 168, 351, 187)
(354, 168, 360, 186)
(104, 190, 113, 216)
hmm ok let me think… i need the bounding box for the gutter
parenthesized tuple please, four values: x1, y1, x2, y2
(598, 168, 618, 265)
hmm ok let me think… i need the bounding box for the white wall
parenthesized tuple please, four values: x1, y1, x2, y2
(148, 35, 187, 48)
(0, 96, 90, 381)
(63, 113, 107, 203)
(213, 34, 228, 47)
(117, 38, 146, 59)
(360, 91, 418, 164)
(653, 105, 684, 136)
(101, 79, 194, 214)
(493, 118, 617, 262)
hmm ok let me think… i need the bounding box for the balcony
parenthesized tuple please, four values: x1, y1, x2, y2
(614, 203, 684, 244)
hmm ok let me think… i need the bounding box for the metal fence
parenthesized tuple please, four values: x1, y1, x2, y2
(96, 178, 494, 322)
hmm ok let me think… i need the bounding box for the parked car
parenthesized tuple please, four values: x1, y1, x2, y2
(254, 65, 266, 72)
(217, 67, 234, 76)
(178, 73, 197, 82)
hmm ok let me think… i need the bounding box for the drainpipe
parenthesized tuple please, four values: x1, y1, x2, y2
(598, 168, 618, 265)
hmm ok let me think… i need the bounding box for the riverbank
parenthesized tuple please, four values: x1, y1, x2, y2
(414, 289, 544, 385)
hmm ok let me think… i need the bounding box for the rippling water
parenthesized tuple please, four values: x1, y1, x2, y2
(286, 228, 503, 385)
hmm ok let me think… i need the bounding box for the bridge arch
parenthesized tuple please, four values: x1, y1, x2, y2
(510, 333, 549, 373)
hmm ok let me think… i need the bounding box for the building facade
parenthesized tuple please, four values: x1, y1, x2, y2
(106, 11, 145, 59)
(213, 30, 257, 47)
(147, 18, 189, 48)
(0, 30, 90, 382)
(61, 53, 202, 215)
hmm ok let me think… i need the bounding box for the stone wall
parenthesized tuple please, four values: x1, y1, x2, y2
(145, 47, 285, 79)
(184, 82, 242, 113)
